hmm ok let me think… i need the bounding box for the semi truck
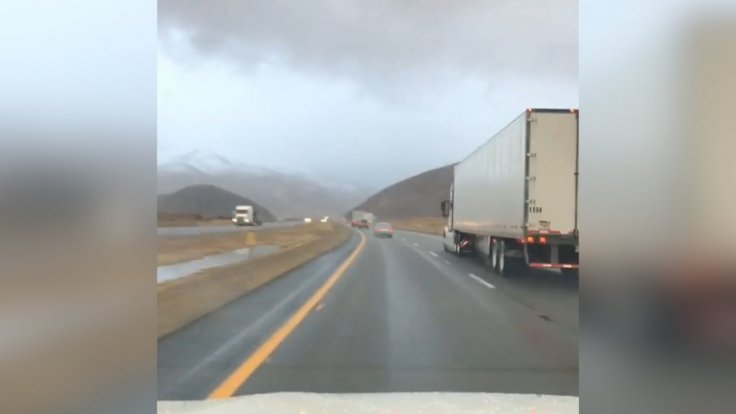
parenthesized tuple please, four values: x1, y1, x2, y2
(441, 108, 579, 277)
(351, 210, 374, 228)
(232, 205, 260, 226)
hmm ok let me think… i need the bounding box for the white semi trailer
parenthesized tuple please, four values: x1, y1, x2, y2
(441, 108, 579, 277)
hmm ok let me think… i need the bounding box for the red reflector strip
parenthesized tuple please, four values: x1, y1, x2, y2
(528, 263, 580, 269)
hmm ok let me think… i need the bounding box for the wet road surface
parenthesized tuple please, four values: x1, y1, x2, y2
(158, 229, 578, 400)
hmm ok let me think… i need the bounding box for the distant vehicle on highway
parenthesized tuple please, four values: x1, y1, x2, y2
(373, 222, 394, 238)
(320, 216, 329, 223)
(351, 210, 374, 227)
(304, 217, 312, 223)
(232, 205, 260, 226)
(350, 219, 369, 229)
(441, 108, 579, 277)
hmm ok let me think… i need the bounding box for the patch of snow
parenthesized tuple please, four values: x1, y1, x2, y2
(158, 149, 276, 176)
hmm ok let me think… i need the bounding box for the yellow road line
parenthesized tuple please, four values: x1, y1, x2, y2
(208, 229, 367, 399)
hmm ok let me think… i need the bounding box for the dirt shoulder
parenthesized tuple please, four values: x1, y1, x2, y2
(157, 224, 317, 266)
(390, 216, 446, 236)
(158, 223, 352, 338)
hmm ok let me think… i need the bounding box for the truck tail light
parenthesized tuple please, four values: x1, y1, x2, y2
(526, 236, 536, 244)
(539, 236, 548, 244)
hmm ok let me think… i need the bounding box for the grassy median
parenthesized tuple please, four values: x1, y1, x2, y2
(158, 212, 233, 227)
(157, 222, 352, 338)
(157, 225, 317, 266)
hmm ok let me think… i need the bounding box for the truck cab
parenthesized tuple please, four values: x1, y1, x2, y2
(441, 185, 474, 255)
(232, 205, 259, 226)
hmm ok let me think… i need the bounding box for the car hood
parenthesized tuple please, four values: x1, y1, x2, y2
(158, 392, 578, 414)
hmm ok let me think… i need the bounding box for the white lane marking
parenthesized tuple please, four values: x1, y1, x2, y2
(468, 273, 496, 289)
(444, 260, 451, 264)
(413, 243, 419, 247)
(429, 251, 439, 257)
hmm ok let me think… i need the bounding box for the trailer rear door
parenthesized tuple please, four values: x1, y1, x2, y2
(526, 111, 579, 235)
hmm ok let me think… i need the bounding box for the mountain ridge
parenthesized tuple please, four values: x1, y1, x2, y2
(157, 184, 276, 221)
(352, 164, 454, 220)
(158, 150, 373, 218)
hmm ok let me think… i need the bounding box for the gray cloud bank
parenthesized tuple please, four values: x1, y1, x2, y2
(159, 0, 577, 94)
(158, 0, 578, 189)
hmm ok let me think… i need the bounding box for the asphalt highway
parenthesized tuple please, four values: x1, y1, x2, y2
(158, 228, 578, 400)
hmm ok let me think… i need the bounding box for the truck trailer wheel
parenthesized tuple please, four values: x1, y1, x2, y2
(495, 240, 520, 278)
(492, 241, 506, 275)
(491, 240, 500, 272)
(499, 242, 509, 277)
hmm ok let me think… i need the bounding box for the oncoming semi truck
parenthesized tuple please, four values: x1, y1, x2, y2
(232, 205, 260, 226)
(441, 108, 579, 277)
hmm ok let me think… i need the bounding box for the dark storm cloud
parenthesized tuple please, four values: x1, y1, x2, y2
(158, 0, 577, 92)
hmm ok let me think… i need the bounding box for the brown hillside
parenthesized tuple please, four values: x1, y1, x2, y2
(158, 184, 276, 221)
(353, 164, 453, 220)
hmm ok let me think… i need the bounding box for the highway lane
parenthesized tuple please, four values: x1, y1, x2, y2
(158, 228, 578, 400)
(157, 221, 302, 237)
(157, 232, 363, 400)
(397, 231, 579, 336)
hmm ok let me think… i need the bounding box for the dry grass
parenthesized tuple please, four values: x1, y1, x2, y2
(157, 211, 261, 227)
(157, 212, 200, 227)
(390, 216, 446, 235)
(158, 233, 252, 266)
(157, 224, 322, 266)
(157, 212, 237, 228)
(197, 218, 237, 227)
(157, 223, 352, 338)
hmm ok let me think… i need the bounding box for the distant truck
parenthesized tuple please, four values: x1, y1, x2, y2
(232, 205, 260, 226)
(351, 210, 374, 228)
(441, 108, 579, 277)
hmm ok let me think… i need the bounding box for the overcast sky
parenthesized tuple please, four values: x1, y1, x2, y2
(158, 0, 578, 189)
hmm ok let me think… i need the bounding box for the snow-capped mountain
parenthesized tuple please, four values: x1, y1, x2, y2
(158, 149, 278, 176)
(157, 150, 374, 218)
(290, 170, 375, 195)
